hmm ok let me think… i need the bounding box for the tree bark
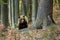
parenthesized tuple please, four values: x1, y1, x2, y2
(8, 0, 12, 27)
(0, 2, 1, 23)
(1, 0, 9, 27)
(34, 0, 55, 29)
(32, 0, 38, 26)
(15, 0, 19, 27)
(22, 0, 30, 16)
(11, 0, 15, 28)
(58, 0, 60, 7)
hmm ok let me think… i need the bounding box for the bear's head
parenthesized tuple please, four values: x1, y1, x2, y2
(18, 15, 28, 24)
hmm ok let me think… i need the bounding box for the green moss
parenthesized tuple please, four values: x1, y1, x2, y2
(48, 24, 56, 32)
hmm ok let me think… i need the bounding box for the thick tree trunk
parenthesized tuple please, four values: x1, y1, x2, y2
(34, 0, 55, 29)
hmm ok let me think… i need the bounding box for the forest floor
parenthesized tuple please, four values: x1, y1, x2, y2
(0, 24, 60, 40)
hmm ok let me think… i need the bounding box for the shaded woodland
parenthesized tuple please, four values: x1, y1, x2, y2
(0, 0, 60, 40)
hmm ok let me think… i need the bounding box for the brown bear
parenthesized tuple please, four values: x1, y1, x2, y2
(18, 15, 28, 30)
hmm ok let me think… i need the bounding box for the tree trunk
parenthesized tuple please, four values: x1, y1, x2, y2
(32, 0, 38, 26)
(0, 2, 1, 23)
(34, 0, 55, 29)
(28, 0, 32, 22)
(22, 0, 27, 15)
(22, 0, 30, 16)
(11, 0, 15, 28)
(15, 0, 19, 27)
(58, 0, 60, 7)
(1, 0, 9, 27)
(8, 0, 12, 27)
